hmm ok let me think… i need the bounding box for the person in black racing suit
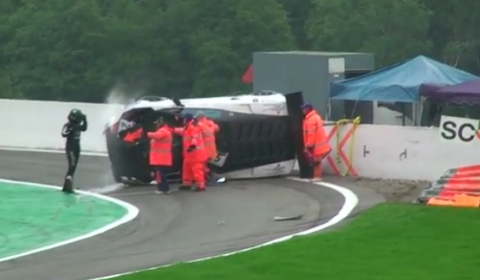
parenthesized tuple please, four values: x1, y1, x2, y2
(61, 109, 88, 193)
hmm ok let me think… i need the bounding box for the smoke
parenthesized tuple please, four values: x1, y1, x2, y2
(96, 83, 147, 185)
(92, 83, 142, 186)
(105, 86, 130, 105)
(105, 82, 146, 105)
(101, 83, 145, 125)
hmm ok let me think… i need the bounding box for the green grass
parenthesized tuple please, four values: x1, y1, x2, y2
(113, 203, 480, 280)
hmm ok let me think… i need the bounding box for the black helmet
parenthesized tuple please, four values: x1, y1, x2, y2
(68, 109, 83, 122)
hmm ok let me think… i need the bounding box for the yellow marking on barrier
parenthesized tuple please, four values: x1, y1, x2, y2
(334, 117, 361, 176)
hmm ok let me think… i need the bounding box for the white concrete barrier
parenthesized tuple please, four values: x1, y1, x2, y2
(0, 99, 477, 181)
(0, 99, 123, 153)
(321, 123, 480, 181)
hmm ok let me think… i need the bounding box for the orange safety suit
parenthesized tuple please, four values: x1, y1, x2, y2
(123, 127, 143, 143)
(174, 120, 207, 189)
(147, 125, 173, 166)
(197, 118, 220, 180)
(147, 125, 173, 192)
(303, 110, 331, 179)
(202, 118, 220, 159)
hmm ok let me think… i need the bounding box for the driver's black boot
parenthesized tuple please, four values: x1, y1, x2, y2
(62, 176, 74, 193)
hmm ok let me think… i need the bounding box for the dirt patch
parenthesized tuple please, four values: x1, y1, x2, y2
(346, 177, 429, 203)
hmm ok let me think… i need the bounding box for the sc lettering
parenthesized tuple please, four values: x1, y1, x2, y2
(441, 121, 476, 142)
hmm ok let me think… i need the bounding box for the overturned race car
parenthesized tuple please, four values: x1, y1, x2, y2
(104, 91, 305, 186)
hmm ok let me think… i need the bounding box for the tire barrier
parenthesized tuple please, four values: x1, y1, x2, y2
(325, 117, 361, 177)
(417, 164, 480, 207)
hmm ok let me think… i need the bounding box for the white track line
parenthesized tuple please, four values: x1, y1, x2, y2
(0, 147, 107, 157)
(91, 177, 359, 280)
(110, 191, 159, 197)
(0, 178, 139, 263)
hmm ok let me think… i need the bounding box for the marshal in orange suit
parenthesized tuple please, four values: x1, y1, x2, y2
(301, 102, 331, 181)
(195, 111, 220, 183)
(174, 113, 207, 191)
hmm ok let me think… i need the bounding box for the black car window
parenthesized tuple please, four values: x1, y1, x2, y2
(182, 108, 222, 119)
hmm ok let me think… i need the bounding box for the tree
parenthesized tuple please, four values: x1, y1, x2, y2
(2, 0, 109, 102)
(1, 0, 167, 102)
(306, 0, 433, 67)
(158, 0, 296, 97)
(0, 0, 26, 99)
(99, 0, 167, 100)
(276, 0, 314, 49)
(0, 71, 17, 99)
(420, 0, 480, 73)
(3, 0, 479, 103)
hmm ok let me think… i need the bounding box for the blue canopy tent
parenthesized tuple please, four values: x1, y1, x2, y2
(330, 55, 478, 102)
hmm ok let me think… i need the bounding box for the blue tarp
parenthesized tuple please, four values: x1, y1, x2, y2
(330, 55, 478, 102)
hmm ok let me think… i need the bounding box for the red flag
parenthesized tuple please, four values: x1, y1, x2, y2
(242, 64, 253, 84)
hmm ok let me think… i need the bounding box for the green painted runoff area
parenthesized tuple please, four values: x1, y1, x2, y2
(0, 182, 127, 259)
(113, 203, 480, 280)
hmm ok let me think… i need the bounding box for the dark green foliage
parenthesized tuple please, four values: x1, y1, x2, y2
(0, 0, 479, 102)
(0, 0, 294, 102)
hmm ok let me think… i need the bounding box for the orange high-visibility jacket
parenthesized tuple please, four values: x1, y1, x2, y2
(123, 127, 143, 143)
(181, 121, 207, 163)
(302, 110, 331, 155)
(205, 118, 219, 133)
(199, 118, 219, 159)
(173, 127, 184, 136)
(147, 125, 173, 166)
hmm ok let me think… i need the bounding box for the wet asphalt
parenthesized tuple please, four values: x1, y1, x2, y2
(0, 150, 383, 280)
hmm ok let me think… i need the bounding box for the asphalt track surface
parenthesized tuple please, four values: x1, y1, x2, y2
(0, 150, 383, 280)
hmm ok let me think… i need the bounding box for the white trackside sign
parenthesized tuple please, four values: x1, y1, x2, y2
(439, 115, 480, 144)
